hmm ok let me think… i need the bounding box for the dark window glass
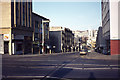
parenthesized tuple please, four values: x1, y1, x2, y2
(16, 2, 19, 26)
(28, 2, 30, 27)
(23, 2, 25, 26)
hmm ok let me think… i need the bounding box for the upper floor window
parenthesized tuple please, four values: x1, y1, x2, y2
(22, 2, 25, 26)
(35, 21, 38, 28)
(16, 2, 19, 26)
(28, 2, 31, 27)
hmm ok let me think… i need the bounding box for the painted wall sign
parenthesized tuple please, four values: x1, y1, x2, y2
(4, 34, 10, 41)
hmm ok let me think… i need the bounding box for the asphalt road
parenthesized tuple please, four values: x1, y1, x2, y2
(1, 52, 120, 80)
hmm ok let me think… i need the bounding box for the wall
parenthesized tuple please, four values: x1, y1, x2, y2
(49, 31, 62, 53)
(110, 1, 120, 55)
(0, 2, 11, 28)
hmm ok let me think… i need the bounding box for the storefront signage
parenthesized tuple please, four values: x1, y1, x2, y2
(15, 35, 24, 40)
(4, 34, 10, 41)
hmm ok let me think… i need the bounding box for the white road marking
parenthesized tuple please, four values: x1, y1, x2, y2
(4, 76, 61, 79)
(63, 67, 120, 70)
(29, 66, 58, 68)
(5, 76, 50, 78)
(112, 68, 120, 69)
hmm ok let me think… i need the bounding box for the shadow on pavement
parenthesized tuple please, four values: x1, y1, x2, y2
(88, 72, 96, 80)
(51, 68, 72, 78)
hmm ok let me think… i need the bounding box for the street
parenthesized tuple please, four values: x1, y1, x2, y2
(2, 51, 120, 80)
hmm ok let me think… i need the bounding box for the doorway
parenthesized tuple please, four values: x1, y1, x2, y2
(4, 41, 9, 54)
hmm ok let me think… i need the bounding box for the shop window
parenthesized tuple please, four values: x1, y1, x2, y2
(16, 42, 22, 51)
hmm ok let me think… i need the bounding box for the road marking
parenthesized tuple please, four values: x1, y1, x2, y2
(63, 67, 120, 70)
(112, 68, 120, 69)
(16, 60, 72, 62)
(4, 64, 119, 68)
(4, 76, 50, 78)
(29, 66, 58, 68)
(110, 65, 120, 66)
(4, 75, 61, 79)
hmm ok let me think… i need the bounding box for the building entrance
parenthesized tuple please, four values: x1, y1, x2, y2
(4, 41, 9, 54)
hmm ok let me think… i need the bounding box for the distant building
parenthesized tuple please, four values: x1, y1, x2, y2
(0, 1, 33, 55)
(87, 30, 97, 48)
(65, 28, 74, 52)
(49, 31, 65, 53)
(101, 0, 120, 55)
(49, 27, 74, 53)
(32, 12, 50, 54)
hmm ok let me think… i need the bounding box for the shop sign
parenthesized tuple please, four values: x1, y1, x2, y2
(4, 34, 10, 41)
(15, 35, 24, 40)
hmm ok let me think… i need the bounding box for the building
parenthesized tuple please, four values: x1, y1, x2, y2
(95, 27, 105, 53)
(49, 27, 74, 53)
(65, 28, 74, 52)
(73, 30, 89, 51)
(32, 12, 50, 54)
(0, 1, 33, 55)
(72, 30, 81, 51)
(101, 0, 120, 55)
(32, 12, 42, 54)
(87, 29, 97, 48)
(101, 0, 110, 54)
(49, 31, 65, 53)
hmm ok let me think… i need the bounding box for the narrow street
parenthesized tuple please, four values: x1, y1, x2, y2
(2, 51, 120, 80)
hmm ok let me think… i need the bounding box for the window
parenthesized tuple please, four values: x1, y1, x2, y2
(16, 2, 19, 26)
(28, 2, 31, 27)
(23, 2, 25, 26)
(35, 21, 38, 28)
(16, 42, 22, 51)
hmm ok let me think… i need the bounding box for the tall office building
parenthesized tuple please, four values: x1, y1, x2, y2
(101, 0, 120, 55)
(0, 1, 33, 55)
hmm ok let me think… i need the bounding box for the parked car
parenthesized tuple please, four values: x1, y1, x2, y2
(80, 49, 87, 55)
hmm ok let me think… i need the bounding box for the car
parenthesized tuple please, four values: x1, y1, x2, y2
(88, 50, 91, 53)
(80, 49, 87, 55)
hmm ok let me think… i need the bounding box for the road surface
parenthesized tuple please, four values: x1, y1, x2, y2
(2, 51, 120, 80)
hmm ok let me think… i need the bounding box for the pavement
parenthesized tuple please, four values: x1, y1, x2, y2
(84, 52, 120, 60)
(1, 51, 120, 80)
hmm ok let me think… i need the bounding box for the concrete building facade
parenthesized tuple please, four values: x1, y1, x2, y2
(32, 12, 50, 54)
(49, 31, 65, 53)
(101, 0, 110, 54)
(95, 27, 105, 53)
(87, 29, 97, 48)
(49, 27, 74, 53)
(32, 12, 42, 54)
(65, 28, 74, 52)
(101, 0, 120, 55)
(0, 1, 33, 55)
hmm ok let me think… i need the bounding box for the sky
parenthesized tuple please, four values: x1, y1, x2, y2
(33, 1, 101, 31)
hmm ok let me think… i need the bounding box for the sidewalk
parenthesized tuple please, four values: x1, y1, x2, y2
(85, 51, 120, 60)
(2, 52, 79, 57)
